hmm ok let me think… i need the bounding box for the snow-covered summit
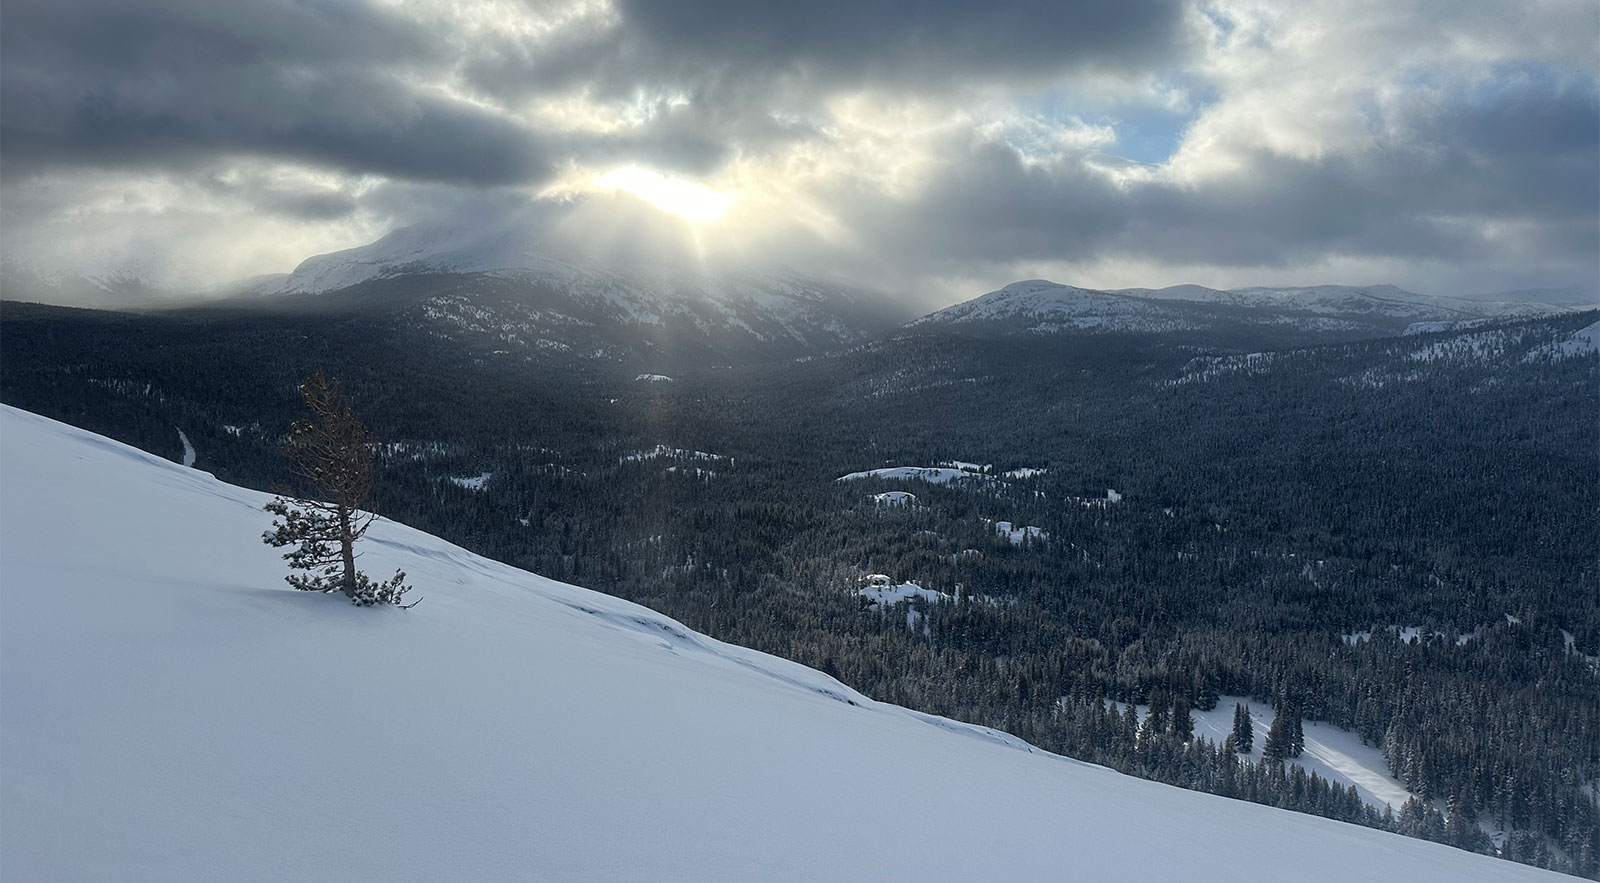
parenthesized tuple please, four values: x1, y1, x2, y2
(239, 218, 909, 361)
(256, 219, 594, 295)
(0, 406, 1560, 881)
(912, 279, 1196, 333)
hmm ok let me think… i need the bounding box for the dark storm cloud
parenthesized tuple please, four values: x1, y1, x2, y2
(2, 0, 1191, 188)
(460, 0, 1192, 113)
(833, 70, 1598, 275)
(843, 140, 1131, 262)
(196, 170, 360, 222)
(614, 0, 1187, 81)
(0, 0, 551, 185)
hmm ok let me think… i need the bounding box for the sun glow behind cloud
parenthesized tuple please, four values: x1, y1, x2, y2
(1, 0, 1593, 299)
(593, 167, 733, 222)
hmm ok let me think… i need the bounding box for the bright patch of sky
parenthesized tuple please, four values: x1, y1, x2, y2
(594, 167, 734, 222)
(1013, 78, 1212, 167)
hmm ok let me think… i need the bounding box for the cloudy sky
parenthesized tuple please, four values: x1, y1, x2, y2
(2, 0, 1596, 305)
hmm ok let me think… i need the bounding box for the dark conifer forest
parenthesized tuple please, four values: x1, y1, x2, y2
(3, 301, 1596, 876)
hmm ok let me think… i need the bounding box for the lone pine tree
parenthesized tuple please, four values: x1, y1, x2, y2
(263, 370, 413, 606)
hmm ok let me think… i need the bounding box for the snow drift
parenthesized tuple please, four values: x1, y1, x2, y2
(0, 406, 1558, 881)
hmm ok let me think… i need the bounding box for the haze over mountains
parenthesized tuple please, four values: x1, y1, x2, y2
(3, 219, 1590, 373)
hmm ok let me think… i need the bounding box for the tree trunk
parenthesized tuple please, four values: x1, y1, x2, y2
(338, 503, 358, 599)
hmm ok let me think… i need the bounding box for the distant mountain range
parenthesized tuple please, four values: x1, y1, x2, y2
(0, 261, 187, 309)
(3, 225, 1589, 368)
(911, 279, 1583, 340)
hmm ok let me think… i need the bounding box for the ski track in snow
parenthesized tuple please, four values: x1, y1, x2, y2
(176, 428, 195, 468)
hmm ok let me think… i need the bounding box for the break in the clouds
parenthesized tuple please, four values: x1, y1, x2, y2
(1, 0, 1595, 302)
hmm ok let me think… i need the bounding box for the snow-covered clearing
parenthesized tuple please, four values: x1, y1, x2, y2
(1110, 697, 1414, 811)
(1064, 488, 1124, 508)
(622, 444, 727, 464)
(870, 490, 916, 506)
(449, 472, 492, 490)
(992, 520, 1046, 545)
(858, 580, 946, 606)
(837, 465, 995, 485)
(0, 405, 1558, 882)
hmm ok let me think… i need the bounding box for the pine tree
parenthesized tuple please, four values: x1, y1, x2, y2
(1145, 690, 1170, 737)
(1265, 696, 1305, 759)
(1287, 703, 1305, 758)
(1446, 786, 1487, 852)
(1262, 708, 1289, 761)
(263, 371, 414, 606)
(1170, 695, 1194, 742)
(1231, 703, 1254, 754)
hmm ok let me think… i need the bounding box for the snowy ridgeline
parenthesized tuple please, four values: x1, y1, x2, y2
(0, 405, 1559, 882)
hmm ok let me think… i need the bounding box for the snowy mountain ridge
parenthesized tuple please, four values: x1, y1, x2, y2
(1121, 283, 1571, 320)
(0, 405, 1561, 881)
(914, 279, 1581, 337)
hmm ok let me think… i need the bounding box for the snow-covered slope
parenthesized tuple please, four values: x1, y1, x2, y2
(0, 406, 1559, 881)
(1550, 319, 1600, 358)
